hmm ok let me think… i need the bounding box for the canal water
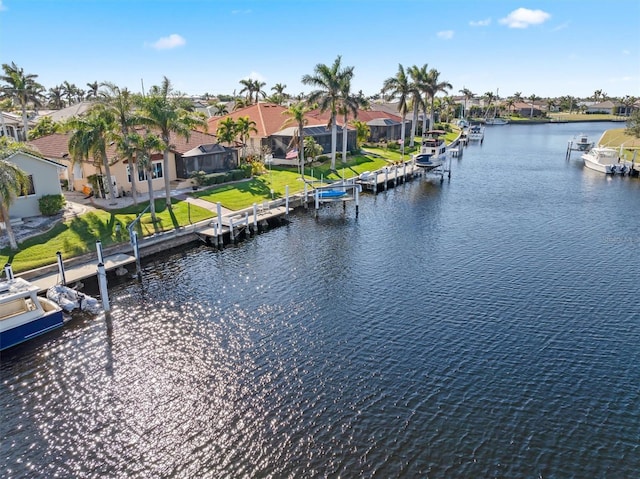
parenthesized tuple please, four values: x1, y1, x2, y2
(2, 122, 639, 478)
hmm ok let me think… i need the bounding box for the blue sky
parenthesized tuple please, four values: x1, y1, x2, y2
(1, 0, 638, 100)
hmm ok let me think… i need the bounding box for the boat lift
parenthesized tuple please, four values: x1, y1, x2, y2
(312, 181, 362, 218)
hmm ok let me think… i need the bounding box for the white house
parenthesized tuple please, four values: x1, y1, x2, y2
(5, 151, 66, 219)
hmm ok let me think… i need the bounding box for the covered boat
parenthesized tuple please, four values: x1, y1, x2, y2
(46, 284, 102, 315)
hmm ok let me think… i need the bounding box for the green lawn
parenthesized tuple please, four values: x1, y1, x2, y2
(193, 151, 393, 210)
(1, 198, 213, 273)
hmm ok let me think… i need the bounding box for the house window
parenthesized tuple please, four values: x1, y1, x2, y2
(128, 161, 163, 182)
(18, 175, 35, 197)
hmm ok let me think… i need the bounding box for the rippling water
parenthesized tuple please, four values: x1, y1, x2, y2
(2, 122, 640, 477)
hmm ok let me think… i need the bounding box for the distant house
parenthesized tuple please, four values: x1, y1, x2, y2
(1, 112, 29, 141)
(4, 151, 66, 219)
(512, 101, 544, 117)
(586, 101, 616, 115)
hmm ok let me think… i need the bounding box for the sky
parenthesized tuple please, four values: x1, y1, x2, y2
(1, 0, 639, 101)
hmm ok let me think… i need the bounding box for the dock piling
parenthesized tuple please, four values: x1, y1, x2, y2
(97, 262, 110, 312)
(4, 263, 14, 280)
(56, 251, 67, 286)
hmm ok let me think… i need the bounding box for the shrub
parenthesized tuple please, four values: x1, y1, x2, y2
(317, 155, 329, 162)
(39, 194, 66, 216)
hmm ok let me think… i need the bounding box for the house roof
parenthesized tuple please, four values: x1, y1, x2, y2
(5, 150, 67, 169)
(41, 101, 96, 123)
(1, 111, 22, 126)
(273, 125, 336, 137)
(207, 102, 324, 138)
(182, 143, 231, 157)
(309, 108, 403, 125)
(367, 118, 400, 126)
(28, 129, 219, 161)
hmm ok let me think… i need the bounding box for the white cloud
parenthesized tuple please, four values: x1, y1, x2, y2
(622, 49, 631, 56)
(499, 8, 551, 29)
(241, 71, 266, 82)
(231, 9, 252, 15)
(437, 30, 454, 40)
(469, 18, 491, 27)
(150, 34, 186, 50)
(0, 1, 6, 11)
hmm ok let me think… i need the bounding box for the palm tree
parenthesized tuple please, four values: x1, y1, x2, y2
(382, 64, 411, 151)
(86, 81, 99, 100)
(528, 94, 540, 118)
(100, 82, 142, 205)
(235, 116, 257, 160)
(513, 92, 523, 103)
(0, 142, 30, 250)
(422, 69, 451, 134)
(213, 103, 228, 116)
(47, 85, 65, 109)
(126, 131, 166, 229)
(381, 64, 411, 154)
(136, 76, 206, 209)
(282, 102, 312, 175)
(0, 62, 44, 141)
(338, 75, 366, 163)
(216, 117, 237, 146)
(252, 80, 266, 103)
(302, 55, 354, 170)
(406, 65, 427, 147)
(65, 104, 118, 202)
(504, 98, 516, 116)
(459, 87, 474, 119)
(592, 89, 606, 103)
(238, 78, 254, 103)
(270, 83, 288, 105)
(303, 136, 323, 163)
(351, 119, 370, 151)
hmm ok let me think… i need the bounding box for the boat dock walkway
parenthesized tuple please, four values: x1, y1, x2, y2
(28, 253, 136, 293)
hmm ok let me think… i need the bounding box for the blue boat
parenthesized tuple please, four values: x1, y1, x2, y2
(0, 278, 64, 351)
(318, 189, 347, 199)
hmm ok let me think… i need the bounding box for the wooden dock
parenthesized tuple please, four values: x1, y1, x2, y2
(28, 253, 136, 293)
(195, 204, 289, 245)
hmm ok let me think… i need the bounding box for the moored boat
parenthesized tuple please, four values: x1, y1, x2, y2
(419, 130, 448, 159)
(485, 118, 509, 125)
(568, 134, 594, 152)
(581, 146, 628, 175)
(467, 124, 485, 142)
(1, 278, 64, 351)
(46, 284, 102, 315)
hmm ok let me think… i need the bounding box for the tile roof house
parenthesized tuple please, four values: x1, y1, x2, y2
(28, 129, 222, 197)
(207, 103, 326, 159)
(512, 101, 544, 117)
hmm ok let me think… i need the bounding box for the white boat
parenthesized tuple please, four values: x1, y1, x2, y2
(568, 134, 594, 152)
(0, 278, 64, 351)
(46, 284, 102, 315)
(581, 147, 628, 175)
(467, 124, 485, 142)
(420, 130, 448, 158)
(485, 118, 509, 125)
